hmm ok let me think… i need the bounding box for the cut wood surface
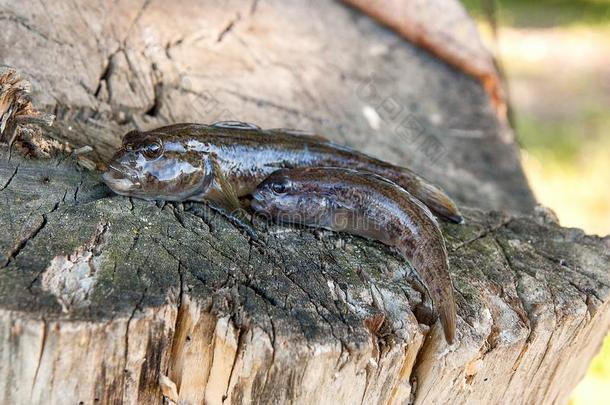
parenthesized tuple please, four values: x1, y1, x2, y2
(0, 1, 609, 404)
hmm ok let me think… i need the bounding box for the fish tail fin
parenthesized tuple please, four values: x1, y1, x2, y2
(404, 171, 464, 224)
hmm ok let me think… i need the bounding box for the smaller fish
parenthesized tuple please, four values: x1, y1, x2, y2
(251, 167, 457, 343)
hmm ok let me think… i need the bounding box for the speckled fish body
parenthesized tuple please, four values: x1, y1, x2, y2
(251, 167, 457, 343)
(102, 122, 462, 222)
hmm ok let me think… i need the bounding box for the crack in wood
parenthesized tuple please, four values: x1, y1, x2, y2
(5, 202, 58, 270)
(31, 317, 49, 395)
(217, 13, 241, 43)
(0, 163, 18, 191)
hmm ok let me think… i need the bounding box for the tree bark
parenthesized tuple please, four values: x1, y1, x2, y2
(0, 1, 608, 404)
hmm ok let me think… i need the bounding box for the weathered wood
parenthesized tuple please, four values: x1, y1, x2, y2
(0, 1, 608, 405)
(1, 146, 609, 404)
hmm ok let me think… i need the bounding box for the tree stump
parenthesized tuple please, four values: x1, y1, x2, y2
(1, 1, 609, 404)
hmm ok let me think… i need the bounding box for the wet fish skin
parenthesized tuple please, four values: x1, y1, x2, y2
(102, 122, 463, 223)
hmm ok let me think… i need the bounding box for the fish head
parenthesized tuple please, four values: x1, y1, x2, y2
(251, 168, 331, 225)
(102, 129, 207, 201)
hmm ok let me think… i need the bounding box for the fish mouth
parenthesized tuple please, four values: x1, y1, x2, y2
(250, 194, 264, 212)
(102, 165, 140, 194)
(250, 194, 275, 223)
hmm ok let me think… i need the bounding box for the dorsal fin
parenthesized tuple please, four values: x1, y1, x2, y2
(210, 120, 261, 131)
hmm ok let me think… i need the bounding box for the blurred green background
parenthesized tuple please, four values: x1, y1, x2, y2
(462, 1, 610, 403)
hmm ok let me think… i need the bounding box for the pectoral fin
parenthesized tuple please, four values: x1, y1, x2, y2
(196, 155, 242, 213)
(193, 155, 260, 241)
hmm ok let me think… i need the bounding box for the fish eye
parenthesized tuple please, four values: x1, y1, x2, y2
(143, 142, 162, 159)
(271, 181, 289, 194)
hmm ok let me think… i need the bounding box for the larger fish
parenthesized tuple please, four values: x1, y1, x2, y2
(251, 167, 457, 343)
(102, 121, 463, 223)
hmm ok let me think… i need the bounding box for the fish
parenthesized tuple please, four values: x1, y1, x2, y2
(250, 167, 457, 344)
(102, 121, 463, 224)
